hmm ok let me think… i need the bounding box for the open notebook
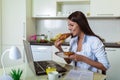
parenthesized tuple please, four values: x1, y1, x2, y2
(64, 69, 93, 80)
(23, 40, 67, 75)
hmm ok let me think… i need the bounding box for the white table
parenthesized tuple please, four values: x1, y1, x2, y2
(0, 63, 106, 80)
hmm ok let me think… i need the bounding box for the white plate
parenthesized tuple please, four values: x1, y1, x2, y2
(55, 52, 69, 58)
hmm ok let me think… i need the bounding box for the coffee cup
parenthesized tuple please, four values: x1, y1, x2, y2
(48, 71, 59, 80)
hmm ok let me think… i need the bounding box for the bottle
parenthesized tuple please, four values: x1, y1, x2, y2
(47, 31, 53, 41)
(46, 63, 57, 74)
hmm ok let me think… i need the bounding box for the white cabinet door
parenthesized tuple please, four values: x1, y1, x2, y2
(2, 0, 25, 45)
(2, 0, 36, 45)
(106, 48, 120, 80)
(52, 46, 70, 64)
(32, 0, 56, 17)
(1, 0, 36, 66)
(0, 0, 2, 54)
(0, 0, 2, 68)
(90, 0, 120, 16)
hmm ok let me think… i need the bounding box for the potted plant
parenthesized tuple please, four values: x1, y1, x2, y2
(10, 68, 23, 80)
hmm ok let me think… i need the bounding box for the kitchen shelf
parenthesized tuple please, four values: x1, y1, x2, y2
(30, 42, 120, 48)
(56, 0, 90, 17)
(104, 42, 120, 48)
(87, 16, 120, 19)
(32, 16, 120, 19)
(56, 0, 90, 3)
(32, 16, 67, 19)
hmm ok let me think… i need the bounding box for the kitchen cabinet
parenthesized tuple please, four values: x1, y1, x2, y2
(52, 45, 70, 64)
(32, 0, 120, 18)
(32, 0, 90, 17)
(56, 0, 90, 16)
(0, 0, 2, 68)
(58, 0, 120, 17)
(90, 0, 120, 16)
(32, 0, 56, 17)
(0, 0, 2, 54)
(106, 48, 120, 80)
(1, 0, 36, 67)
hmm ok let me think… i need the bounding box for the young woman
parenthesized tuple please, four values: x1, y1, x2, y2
(54, 11, 110, 73)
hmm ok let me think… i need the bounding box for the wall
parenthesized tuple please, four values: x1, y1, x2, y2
(36, 18, 120, 43)
(36, 18, 69, 37)
(88, 19, 120, 42)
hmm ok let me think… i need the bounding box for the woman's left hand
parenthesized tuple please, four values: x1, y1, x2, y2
(69, 53, 84, 61)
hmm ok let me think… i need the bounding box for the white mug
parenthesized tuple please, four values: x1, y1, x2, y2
(48, 71, 59, 80)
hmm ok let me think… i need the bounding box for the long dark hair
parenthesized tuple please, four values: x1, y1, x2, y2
(68, 11, 103, 42)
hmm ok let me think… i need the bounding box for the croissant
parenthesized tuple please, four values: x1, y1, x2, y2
(58, 33, 71, 41)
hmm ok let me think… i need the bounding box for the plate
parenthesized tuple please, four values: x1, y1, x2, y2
(55, 52, 68, 58)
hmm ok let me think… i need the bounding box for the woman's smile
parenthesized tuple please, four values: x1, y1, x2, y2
(68, 20, 80, 36)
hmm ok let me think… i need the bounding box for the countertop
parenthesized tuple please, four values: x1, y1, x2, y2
(30, 42, 69, 46)
(103, 42, 120, 48)
(0, 63, 106, 80)
(30, 42, 120, 48)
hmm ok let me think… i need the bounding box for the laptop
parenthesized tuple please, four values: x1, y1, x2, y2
(23, 40, 67, 75)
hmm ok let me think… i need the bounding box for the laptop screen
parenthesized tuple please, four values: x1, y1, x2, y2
(31, 45, 52, 61)
(23, 40, 36, 73)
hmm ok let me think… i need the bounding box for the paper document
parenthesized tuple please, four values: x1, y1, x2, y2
(64, 69, 93, 80)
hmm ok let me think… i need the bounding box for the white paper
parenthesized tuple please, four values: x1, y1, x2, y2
(64, 69, 93, 80)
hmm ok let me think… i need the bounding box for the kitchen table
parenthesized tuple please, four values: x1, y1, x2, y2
(0, 63, 106, 80)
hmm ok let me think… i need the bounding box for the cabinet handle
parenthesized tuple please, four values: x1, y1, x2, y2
(23, 22, 26, 39)
(97, 14, 114, 16)
(106, 49, 116, 51)
(36, 14, 50, 16)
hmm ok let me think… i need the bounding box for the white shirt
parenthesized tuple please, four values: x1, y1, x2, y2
(69, 35, 110, 72)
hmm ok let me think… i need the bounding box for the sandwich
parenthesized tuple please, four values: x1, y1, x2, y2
(64, 52, 74, 56)
(58, 33, 71, 41)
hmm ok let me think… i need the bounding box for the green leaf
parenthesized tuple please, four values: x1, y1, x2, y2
(9, 68, 23, 80)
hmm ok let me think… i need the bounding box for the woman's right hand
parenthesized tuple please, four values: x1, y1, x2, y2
(54, 39, 64, 52)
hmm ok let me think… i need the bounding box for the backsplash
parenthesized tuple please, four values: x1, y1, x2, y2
(36, 19, 69, 34)
(89, 19, 120, 42)
(36, 18, 120, 42)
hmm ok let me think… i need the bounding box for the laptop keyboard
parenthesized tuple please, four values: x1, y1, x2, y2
(34, 62, 45, 74)
(54, 63, 67, 72)
(38, 61, 49, 69)
(38, 61, 67, 72)
(34, 61, 67, 75)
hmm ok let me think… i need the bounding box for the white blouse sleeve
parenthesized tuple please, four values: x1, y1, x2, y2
(91, 37, 110, 70)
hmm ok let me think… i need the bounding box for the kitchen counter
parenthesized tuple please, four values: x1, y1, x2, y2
(103, 42, 120, 48)
(30, 42, 120, 48)
(30, 42, 69, 46)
